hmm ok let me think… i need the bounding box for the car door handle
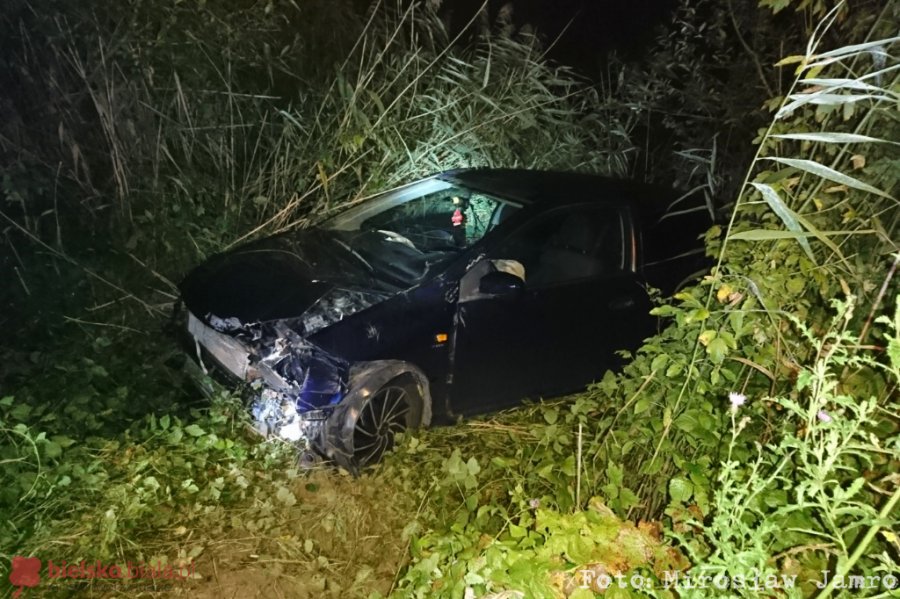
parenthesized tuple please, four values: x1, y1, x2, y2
(608, 296, 635, 310)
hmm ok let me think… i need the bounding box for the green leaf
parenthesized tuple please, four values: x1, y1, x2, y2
(633, 397, 652, 415)
(771, 132, 892, 144)
(685, 307, 710, 323)
(619, 487, 640, 510)
(567, 534, 595, 563)
(665, 362, 683, 377)
(167, 428, 183, 444)
(184, 424, 205, 437)
(804, 70, 900, 92)
(491, 456, 516, 468)
(749, 182, 814, 260)
(887, 337, 900, 371)
(759, 0, 790, 14)
(43, 440, 62, 459)
(728, 229, 869, 241)
(543, 407, 559, 425)
(607, 462, 624, 487)
(840, 477, 866, 502)
(669, 477, 694, 503)
(602, 482, 619, 500)
(777, 93, 888, 119)
(650, 353, 669, 372)
(706, 337, 729, 364)
(51, 435, 76, 448)
(765, 157, 895, 200)
(698, 329, 717, 346)
(810, 37, 900, 63)
(561, 455, 577, 477)
(774, 54, 805, 66)
(10, 403, 32, 421)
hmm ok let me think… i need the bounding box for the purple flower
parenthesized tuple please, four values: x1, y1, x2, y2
(729, 392, 747, 411)
(528, 498, 540, 509)
(817, 410, 832, 423)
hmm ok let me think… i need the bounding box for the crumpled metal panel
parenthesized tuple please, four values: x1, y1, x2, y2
(299, 288, 389, 336)
(187, 310, 350, 446)
(257, 321, 349, 411)
(187, 312, 251, 379)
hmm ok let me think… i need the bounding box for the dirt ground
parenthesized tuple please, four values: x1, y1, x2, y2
(185, 469, 414, 599)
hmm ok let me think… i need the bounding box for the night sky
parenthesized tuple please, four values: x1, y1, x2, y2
(440, 0, 679, 71)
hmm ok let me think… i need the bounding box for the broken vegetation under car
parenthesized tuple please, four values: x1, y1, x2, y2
(188, 302, 430, 470)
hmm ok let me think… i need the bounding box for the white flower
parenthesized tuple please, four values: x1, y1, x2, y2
(728, 392, 747, 411)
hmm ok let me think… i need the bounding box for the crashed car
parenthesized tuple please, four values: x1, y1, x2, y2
(177, 168, 712, 470)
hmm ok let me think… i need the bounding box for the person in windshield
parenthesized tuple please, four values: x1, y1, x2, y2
(451, 194, 470, 247)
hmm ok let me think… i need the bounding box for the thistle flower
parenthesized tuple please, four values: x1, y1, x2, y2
(728, 392, 747, 412)
(817, 410, 832, 423)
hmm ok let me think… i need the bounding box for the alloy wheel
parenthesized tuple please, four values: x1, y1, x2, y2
(352, 385, 411, 466)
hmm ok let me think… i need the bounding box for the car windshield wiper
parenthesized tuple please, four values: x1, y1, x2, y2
(331, 237, 374, 272)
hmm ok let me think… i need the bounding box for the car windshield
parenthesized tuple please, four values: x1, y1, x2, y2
(323, 178, 512, 249)
(320, 178, 519, 286)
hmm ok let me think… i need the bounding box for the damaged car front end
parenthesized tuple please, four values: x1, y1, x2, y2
(193, 315, 346, 437)
(175, 177, 463, 469)
(182, 306, 431, 470)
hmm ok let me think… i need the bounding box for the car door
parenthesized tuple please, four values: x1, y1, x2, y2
(448, 202, 653, 416)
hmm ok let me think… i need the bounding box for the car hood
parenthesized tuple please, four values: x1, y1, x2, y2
(179, 228, 391, 330)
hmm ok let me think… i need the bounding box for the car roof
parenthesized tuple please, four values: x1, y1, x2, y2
(438, 168, 678, 213)
(439, 169, 715, 262)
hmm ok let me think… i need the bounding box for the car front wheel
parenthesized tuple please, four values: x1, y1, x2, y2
(351, 376, 421, 467)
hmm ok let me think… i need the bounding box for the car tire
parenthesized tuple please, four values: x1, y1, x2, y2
(350, 374, 423, 467)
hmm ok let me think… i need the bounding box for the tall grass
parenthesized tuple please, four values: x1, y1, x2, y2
(232, 1, 639, 241)
(1, 0, 635, 267)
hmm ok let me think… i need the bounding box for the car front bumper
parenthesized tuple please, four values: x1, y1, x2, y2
(175, 306, 432, 472)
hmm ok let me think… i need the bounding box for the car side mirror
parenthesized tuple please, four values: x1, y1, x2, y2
(479, 270, 524, 297)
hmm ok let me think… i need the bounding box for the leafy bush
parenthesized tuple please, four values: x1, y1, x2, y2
(383, 6, 899, 597)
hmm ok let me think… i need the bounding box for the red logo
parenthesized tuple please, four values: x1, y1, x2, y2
(9, 557, 41, 598)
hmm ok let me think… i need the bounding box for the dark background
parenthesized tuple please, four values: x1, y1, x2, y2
(439, 0, 679, 69)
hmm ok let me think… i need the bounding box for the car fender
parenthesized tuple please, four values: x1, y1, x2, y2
(321, 360, 432, 470)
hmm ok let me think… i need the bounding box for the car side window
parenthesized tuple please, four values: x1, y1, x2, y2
(495, 205, 625, 287)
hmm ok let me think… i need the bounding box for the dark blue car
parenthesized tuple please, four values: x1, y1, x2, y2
(178, 169, 712, 469)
